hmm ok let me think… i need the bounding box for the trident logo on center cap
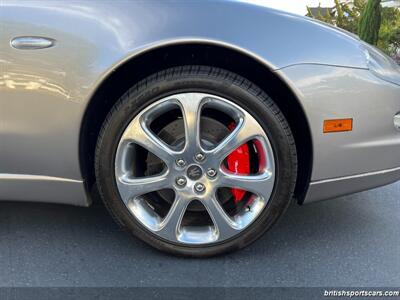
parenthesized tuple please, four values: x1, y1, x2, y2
(187, 165, 203, 180)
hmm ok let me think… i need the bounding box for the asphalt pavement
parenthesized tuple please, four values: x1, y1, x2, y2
(0, 182, 399, 288)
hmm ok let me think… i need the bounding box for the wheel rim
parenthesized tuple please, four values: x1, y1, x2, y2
(115, 93, 275, 245)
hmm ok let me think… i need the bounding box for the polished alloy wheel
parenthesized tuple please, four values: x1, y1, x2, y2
(114, 93, 275, 245)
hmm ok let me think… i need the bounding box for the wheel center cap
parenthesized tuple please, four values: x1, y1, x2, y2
(186, 165, 203, 180)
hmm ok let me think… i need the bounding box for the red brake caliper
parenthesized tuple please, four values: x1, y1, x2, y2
(226, 123, 251, 204)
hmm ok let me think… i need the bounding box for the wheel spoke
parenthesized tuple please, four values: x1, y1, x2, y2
(175, 93, 205, 153)
(117, 173, 170, 203)
(210, 116, 265, 163)
(219, 171, 274, 199)
(200, 196, 238, 240)
(114, 92, 276, 246)
(121, 117, 177, 164)
(157, 196, 190, 241)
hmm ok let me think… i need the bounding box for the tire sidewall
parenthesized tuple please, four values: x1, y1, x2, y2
(95, 67, 296, 257)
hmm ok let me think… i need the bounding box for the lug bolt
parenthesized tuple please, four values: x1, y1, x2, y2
(176, 158, 186, 167)
(176, 177, 187, 187)
(207, 168, 217, 178)
(195, 153, 205, 162)
(194, 183, 206, 193)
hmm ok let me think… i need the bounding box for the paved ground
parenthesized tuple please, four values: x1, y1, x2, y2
(0, 182, 399, 288)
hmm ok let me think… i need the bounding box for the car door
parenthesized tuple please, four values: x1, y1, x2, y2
(0, 1, 91, 181)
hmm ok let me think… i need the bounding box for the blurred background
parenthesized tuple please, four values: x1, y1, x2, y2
(247, 0, 400, 63)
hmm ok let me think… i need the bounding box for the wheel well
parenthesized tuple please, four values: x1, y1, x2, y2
(80, 43, 312, 204)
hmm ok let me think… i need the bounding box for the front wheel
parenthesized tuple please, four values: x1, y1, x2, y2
(95, 66, 297, 257)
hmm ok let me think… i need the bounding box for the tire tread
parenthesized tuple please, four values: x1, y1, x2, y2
(95, 65, 298, 256)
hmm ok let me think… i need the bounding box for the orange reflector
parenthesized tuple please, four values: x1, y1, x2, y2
(323, 119, 353, 133)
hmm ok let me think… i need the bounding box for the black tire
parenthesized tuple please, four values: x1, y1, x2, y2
(95, 66, 297, 257)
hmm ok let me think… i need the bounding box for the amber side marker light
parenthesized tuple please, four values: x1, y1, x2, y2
(323, 119, 353, 133)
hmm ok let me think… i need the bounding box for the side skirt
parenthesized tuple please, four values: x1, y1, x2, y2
(304, 166, 400, 203)
(0, 174, 90, 206)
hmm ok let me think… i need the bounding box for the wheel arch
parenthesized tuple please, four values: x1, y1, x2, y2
(80, 42, 313, 204)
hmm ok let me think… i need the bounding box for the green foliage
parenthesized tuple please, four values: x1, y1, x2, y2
(307, 1, 367, 33)
(306, 4, 334, 24)
(378, 6, 400, 56)
(335, 0, 366, 33)
(307, 0, 400, 58)
(359, 0, 382, 45)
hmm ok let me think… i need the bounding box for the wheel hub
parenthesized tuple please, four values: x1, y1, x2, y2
(186, 165, 203, 180)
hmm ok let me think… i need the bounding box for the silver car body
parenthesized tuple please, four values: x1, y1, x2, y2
(1, 0, 400, 206)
